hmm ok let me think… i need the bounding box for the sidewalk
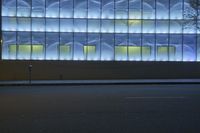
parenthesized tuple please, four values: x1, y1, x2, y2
(1, 79, 200, 86)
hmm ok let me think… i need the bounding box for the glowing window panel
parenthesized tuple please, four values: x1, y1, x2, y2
(59, 45, 71, 60)
(157, 46, 176, 61)
(9, 44, 17, 59)
(128, 46, 141, 60)
(18, 45, 31, 59)
(32, 45, 44, 59)
(115, 46, 127, 61)
(84, 45, 96, 57)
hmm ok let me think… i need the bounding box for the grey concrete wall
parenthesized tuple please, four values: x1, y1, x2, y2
(0, 61, 200, 80)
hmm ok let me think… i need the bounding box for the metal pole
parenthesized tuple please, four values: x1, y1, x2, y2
(28, 64, 32, 84)
(0, 0, 2, 60)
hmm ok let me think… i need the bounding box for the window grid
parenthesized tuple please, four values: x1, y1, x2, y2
(1, 0, 200, 61)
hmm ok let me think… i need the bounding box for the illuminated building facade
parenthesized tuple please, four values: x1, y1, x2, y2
(1, 0, 200, 61)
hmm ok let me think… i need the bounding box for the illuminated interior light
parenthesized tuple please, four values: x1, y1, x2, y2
(108, 16, 114, 19)
(93, 57, 99, 61)
(108, 29, 113, 33)
(106, 58, 111, 61)
(53, 29, 58, 32)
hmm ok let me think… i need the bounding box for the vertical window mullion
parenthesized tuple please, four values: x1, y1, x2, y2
(196, 0, 198, 61)
(141, 0, 143, 61)
(155, 0, 156, 61)
(86, 0, 88, 60)
(127, 0, 129, 61)
(182, 0, 184, 61)
(72, 0, 75, 60)
(168, 0, 170, 61)
(58, 0, 61, 60)
(16, 0, 18, 59)
(100, 0, 102, 60)
(114, 0, 116, 60)
(30, 0, 32, 60)
(44, 0, 47, 60)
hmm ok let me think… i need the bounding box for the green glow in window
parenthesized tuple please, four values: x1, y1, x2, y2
(157, 46, 176, 55)
(115, 46, 127, 55)
(60, 45, 71, 55)
(9, 45, 17, 56)
(84, 45, 96, 55)
(128, 46, 141, 57)
(157, 46, 168, 55)
(32, 45, 43, 55)
(18, 45, 31, 55)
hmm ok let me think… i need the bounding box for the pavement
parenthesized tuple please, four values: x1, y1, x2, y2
(1, 79, 200, 86)
(0, 84, 200, 133)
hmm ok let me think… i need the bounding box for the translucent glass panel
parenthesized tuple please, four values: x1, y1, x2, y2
(198, 35, 200, 61)
(101, 34, 114, 60)
(46, 33, 59, 60)
(2, 0, 16, 16)
(115, 34, 128, 61)
(60, 33, 73, 60)
(17, 32, 31, 60)
(74, 0, 87, 18)
(74, 33, 86, 60)
(169, 34, 182, 61)
(183, 35, 196, 61)
(183, 20, 197, 34)
(115, 0, 128, 19)
(32, 0, 45, 17)
(17, 0, 31, 17)
(156, 34, 169, 61)
(129, 20, 141, 33)
(198, 21, 200, 34)
(143, 0, 155, 19)
(170, 21, 182, 34)
(46, 0, 59, 18)
(88, 20, 101, 33)
(2, 32, 17, 59)
(87, 34, 101, 60)
(101, 20, 114, 33)
(183, 0, 197, 20)
(2, 17, 17, 31)
(142, 34, 155, 61)
(143, 20, 155, 33)
(115, 20, 128, 33)
(88, 0, 101, 19)
(170, 0, 183, 19)
(156, 0, 169, 19)
(102, 0, 114, 19)
(60, 0, 73, 18)
(17, 18, 31, 31)
(129, 0, 141, 19)
(32, 33, 45, 59)
(74, 19, 87, 33)
(46, 19, 59, 32)
(32, 18, 45, 32)
(156, 21, 169, 33)
(129, 34, 141, 61)
(60, 19, 73, 32)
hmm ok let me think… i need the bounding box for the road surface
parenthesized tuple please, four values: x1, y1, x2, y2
(0, 84, 200, 133)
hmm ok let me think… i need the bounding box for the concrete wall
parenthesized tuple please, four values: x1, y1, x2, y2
(0, 61, 200, 80)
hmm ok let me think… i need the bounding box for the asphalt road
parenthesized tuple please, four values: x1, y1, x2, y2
(0, 84, 200, 133)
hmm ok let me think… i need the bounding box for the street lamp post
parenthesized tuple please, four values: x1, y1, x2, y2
(28, 64, 32, 84)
